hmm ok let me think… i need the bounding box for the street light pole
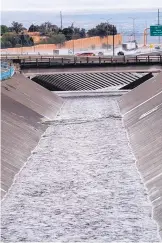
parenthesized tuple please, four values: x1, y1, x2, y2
(106, 22, 108, 50)
(106, 19, 112, 51)
(71, 22, 75, 55)
(32, 22, 35, 53)
(113, 25, 115, 56)
(101, 18, 112, 51)
(129, 17, 136, 41)
(60, 11, 63, 30)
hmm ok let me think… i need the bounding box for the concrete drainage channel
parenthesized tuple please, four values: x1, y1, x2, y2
(1, 72, 162, 242)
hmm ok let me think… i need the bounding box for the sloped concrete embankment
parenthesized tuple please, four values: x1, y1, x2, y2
(1, 74, 63, 198)
(118, 72, 162, 238)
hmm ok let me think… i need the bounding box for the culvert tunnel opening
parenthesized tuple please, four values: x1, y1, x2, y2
(31, 71, 153, 91)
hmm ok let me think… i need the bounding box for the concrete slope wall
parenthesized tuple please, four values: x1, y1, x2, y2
(119, 73, 162, 114)
(118, 72, 162, 238)
(1, 74, 63, 198)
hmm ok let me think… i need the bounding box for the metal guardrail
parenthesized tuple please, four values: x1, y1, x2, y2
(0, 62, 15, 81)
(1, 55, 162, 67)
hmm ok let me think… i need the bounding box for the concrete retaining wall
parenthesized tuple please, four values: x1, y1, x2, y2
(1, 74, 63, 198)
(1, 34, 122, 54)
(118, 72, 162, 238)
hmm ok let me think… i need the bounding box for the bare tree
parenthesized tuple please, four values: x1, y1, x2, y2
(11, 21, 23, 34)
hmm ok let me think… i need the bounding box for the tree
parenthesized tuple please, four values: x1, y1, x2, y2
(8, 27, 14, 32)
(15, 43, 22, 47)
(87, 28, 97, 37)
(62, 27, 73, 40)
(40, 33, 66, 45)
(0, 40, 6, 48)
(50, 25, 59, 33)
(0, 25, 9, 35)
(28, 24, 40, 32)
(50, 33, 66, 44)
(20, 34, 34, 46)
(3, 41, 12, 48)
(1, 32, 34, 48)
(87, 22, 117, 37)
(0, 38, 12, 48)
(1, 32, 19, 47)
(39, 22, 58, 35)
(73, 27, 86, 39)
(61, 26, 86, 41)
(79, 28, 86, 38)
(11, 21, 23, 34)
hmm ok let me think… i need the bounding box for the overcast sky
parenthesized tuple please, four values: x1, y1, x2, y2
(2, 0, 162, 12)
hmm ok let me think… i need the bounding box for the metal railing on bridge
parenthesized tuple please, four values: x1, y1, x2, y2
(1, 54, 162, 67)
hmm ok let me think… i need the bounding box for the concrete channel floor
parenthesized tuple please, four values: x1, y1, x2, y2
(1, 95, 160, 242)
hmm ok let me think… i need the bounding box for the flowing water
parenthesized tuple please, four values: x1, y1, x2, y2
(1, 95, 160, 242)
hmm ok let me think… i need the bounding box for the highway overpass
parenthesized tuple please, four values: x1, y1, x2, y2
(1, 54, 162, 68)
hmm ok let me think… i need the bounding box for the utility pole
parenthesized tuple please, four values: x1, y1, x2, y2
(106, 19, 112, 51)
(158, 9, 160, 44)
(129, 17, 136, 41)
(106, 22, 109, 51)
(60, 11, 63, 30)
(113, 25, 115, 56)
(145, 21, 147, 46)
(100, 18, 112, 51)
(71, 22, 75, 55)
(32, 22, 35, 52)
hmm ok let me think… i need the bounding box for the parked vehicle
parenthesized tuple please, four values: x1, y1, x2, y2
(122, 41, 137, 51)
(118, 51, 125, 56)
(155, 46, 160, 50)
(98, 52, 104, 56)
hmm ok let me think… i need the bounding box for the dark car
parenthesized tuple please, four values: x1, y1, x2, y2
(118, 51, 124, 56)
(98, 52, 104, 56)
(155, 46, 160, 50)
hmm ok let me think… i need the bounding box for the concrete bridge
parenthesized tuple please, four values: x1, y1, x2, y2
(1, 54, 162, 68)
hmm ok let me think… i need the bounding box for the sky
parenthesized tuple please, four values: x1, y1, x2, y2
(1, 0, 162, 12)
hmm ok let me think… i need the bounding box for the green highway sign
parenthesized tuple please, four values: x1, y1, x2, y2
(150, 25, 162, 36)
